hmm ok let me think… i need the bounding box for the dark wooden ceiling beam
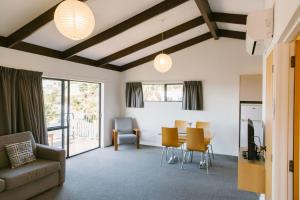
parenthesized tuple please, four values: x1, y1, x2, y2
(5, 0, 88, 48)
(218, 29, 246, 40)
(62, 0, 189, 59)
(97, 13, 247, 66)
(96, 16, 204, 67)
(194, 0, 218, 39)
(5, 4, 60, 48)
(0, 36, 7, 46)
(121, 32, 212, 71)
(212, 12, 247, 25)
(11, 42, 63, 59)
(3, 40, 121, 71)
(66, 56, 122, 71)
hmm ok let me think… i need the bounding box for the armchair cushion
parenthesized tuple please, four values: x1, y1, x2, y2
(0, 159, 60, 190)
(118, 134, 137, 144)
(118, 130, 133, 135)
(114, 117, 133, 133)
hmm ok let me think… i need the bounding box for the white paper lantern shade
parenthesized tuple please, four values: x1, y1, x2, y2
(54, 0, 95, 40)
(153, 53, 172, 73)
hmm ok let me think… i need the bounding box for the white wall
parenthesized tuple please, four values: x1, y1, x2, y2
(0, 47, 121, 147)
(121, 38, 262, 156)
(239, 74, 263, 101)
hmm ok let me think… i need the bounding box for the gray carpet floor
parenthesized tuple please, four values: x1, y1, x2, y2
(31, 145, 258, 200)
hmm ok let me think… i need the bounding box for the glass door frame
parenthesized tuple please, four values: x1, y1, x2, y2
(43, 77, 102, 158)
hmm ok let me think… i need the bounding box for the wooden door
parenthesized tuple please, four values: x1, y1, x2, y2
(294, 39, 300, 200)
(265, 51, 273, 200)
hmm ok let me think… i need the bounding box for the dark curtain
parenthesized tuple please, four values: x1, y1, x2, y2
(182, 81, 203, 111)
(0, 66, 47, 144)
(126, 82, 144, 108)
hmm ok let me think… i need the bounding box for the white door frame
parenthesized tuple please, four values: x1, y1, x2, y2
(263, 6, 300, 200)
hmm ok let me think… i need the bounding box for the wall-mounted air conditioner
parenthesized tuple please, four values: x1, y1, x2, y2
(246, 8, 273, 55)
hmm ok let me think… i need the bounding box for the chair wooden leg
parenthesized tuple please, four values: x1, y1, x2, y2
(114, 132, 118, 151)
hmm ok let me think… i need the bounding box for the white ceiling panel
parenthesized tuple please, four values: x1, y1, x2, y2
(217, 23, 246, 32)
(24, 0, 163, 50)
(0, 0, 61, 36)
(111, 25, 209, 66)
(208, 0, 265, 14)
(77, 1, 200, 60)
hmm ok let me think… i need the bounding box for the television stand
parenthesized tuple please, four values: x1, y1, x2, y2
(242, 150, 261, 160)
(238, 148, 265, 194)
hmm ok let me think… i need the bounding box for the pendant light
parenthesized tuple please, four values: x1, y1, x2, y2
(153, 20, 172, 73)
(54, 0, 95, 40)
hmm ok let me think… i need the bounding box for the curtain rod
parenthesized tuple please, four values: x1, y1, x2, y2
(141, 80, 183, 84)
(126, 80, 203, 84)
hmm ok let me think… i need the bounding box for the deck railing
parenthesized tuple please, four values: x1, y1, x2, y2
(69, 112, 99, 139)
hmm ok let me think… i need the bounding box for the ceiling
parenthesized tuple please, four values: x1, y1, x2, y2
(0, 0, 265, 71)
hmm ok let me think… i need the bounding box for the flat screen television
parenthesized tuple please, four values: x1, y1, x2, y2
(247, 119, 257, 160)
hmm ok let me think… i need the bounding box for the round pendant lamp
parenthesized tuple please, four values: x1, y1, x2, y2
(54, 0, 95, 40)
(154, 19, 172, 73)
(153, 53, 172, 73)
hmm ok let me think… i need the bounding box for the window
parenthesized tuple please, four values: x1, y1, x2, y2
(166, 84, 183, 101)
(43, 79, 63, 128)
(143, 83, 183, 102)
(143, 84, 164, 101)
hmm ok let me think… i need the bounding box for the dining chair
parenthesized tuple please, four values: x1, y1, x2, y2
(196, 121, 215, 159)
(181, 128, 211, 174)
(174, 120, 188, 129)
(161, 127, 182, 167)
(174, 120, 188, 146)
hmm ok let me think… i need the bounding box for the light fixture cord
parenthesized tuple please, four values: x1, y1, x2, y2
(161, 19, 164, 54)
(161, 32, 164, 54)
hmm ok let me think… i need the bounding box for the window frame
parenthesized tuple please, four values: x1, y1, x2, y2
(142, 83, 183, 102)
(165, 83, 183, 102)
(142, 83, 165, 102)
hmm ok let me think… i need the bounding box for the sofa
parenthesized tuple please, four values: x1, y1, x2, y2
(0, 131, 65, 200)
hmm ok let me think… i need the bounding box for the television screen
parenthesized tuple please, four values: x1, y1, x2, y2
(247, 119, 257, 160)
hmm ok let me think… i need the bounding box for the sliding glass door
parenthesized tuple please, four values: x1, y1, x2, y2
(42, 78, 101, 157)
(69, 81, 100, 156)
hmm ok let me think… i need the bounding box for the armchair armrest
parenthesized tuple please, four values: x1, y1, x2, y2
(133, 128, 140, 149)
(133, 128, 140, 136)
(36, 144, 65, 184)
(0, 178, 4, 192)
(112, 129, 118, 150)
